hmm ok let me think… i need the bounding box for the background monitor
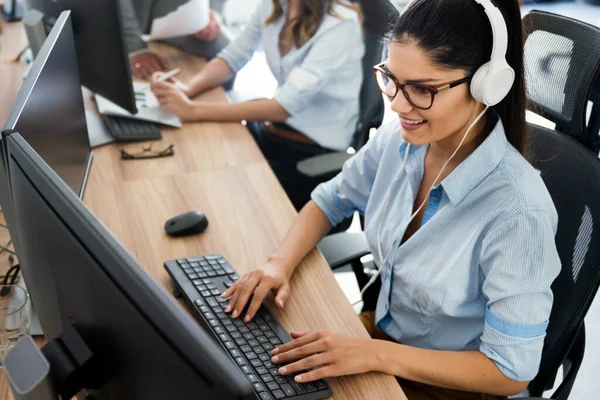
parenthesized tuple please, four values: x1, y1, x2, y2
(2, 10, 92, 203)
(5, 130, 254, 399)
(24, 0, 137, 114)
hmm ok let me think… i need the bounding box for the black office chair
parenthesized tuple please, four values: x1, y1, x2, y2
(523, 10, 600, 152)
(520, 123, 600, 399)
(296, 0, 398, 180)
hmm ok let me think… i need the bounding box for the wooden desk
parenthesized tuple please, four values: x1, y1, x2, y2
(0, 18, 405, 400)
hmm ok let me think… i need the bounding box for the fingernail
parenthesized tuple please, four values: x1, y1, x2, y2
(278, 300, 284, 308)
(225, 305, 231, 312)
(272, 356, 279, 362)
(271, 348, 279, 355)
(295, 375, 303, 382)
(244, 315, 251, 323)
(232, 310, 238, 318)
(279, 367, 287, 374)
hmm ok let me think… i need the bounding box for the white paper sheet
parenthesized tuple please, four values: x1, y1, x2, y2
(95, 82, 182, 128)
(141, 0, 210, 41)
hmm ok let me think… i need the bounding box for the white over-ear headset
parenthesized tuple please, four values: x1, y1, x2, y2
(470, 0, 515, 106)
(352, 0, 515, 305)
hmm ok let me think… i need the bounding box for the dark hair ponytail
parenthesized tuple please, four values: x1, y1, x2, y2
(390, 0, 527, 154)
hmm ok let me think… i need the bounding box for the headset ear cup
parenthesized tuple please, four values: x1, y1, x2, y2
(470, 62, 491, 105)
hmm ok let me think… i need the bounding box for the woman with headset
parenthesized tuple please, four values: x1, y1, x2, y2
(151, 0, 364, 211)
(220, 0, 561, 398)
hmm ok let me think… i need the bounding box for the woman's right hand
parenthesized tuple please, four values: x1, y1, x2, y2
(221, 261, 292, 322)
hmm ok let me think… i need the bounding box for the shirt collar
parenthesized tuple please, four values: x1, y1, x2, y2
(441, 119, 509, 205)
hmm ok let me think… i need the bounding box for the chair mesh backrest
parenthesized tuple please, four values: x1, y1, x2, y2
(526, 124, 600, 389)
(352, 0, 398, 150)
(523, 11, 600, 139)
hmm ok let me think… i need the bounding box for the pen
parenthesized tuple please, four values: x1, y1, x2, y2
(137, 68, 181, 93)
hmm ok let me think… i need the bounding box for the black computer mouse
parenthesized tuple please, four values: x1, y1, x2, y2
(164, 211, 208, 237)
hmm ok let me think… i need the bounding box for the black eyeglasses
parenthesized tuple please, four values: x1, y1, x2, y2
(120, 143, 175, 160)
(373, 63, 472, 110)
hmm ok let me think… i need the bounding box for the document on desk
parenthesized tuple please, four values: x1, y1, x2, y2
(141, 0, 210, 41)
(95, 82, 182, 128)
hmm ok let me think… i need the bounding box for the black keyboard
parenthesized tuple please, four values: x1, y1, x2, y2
(165, 255, 332, 400)
(101, 115, 161, 141)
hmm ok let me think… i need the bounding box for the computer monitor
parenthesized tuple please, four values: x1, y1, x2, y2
(4, 131, 254, 399)
(3, 10, 92, 203)
(24, 0, 137, 114)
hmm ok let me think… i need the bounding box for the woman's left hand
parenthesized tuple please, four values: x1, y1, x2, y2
(271, 331, 378, 383)
(151, 80, 198, 121)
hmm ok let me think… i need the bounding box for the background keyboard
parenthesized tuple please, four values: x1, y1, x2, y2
(101, 114, 161, 141)
(165, 255, 332, 400)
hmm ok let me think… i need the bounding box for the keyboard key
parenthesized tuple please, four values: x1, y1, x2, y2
(269, 368, 279, 376)
(290, 382, 307, 394)
(230, 349, 241, 358)
(259, 324, 270, 332)
(305, 382, 318, 392)
(257, 336, 268, 344)
(187, 256, 205, 262)
(206, 298, 219, 308)
(241, 365, 252, 375)
(194, 299, 204, 307)
(263, 361, 274, 368)
(189, 274, 199, 280)
(230, 273, 240, 281)
(261, 374, 274, 383)
(190, 262, 200, 267)
(262, 343, 274, 351)
(246, 352, 257, 360)
(243, 333, 254, 341)
(198, 304, 209, 313)
(264, 331, 276, 338)
(272, 389, 286, 399)
(239, 327, 251, 334)
(253, 383, 266, 392)
(198, 272, 208, 278)
(230, 331, 242, 339)
(256, 366, 268, 375)
(246, 322, 258, 330)
(259, 353, 271, 362)
(195, 283, 207, 291)
(209, 319, 219, 327)
(235, 357, 246, 366)
(207, 271, 217, 277)
(222, 319, 233, 326)
(251, 329, 262, 337)
(235, 338, 247, 346)
(251, 359, 263, 367)
(259, 392, 273, 400)
(224, 341, 235, 350)
(248, 340, 260, 347)
(211, 289, 221, 296)
(218, 334, 228, 342)
(202, 278, 212, 284)
(267, 381, 279, 391)
(280, 383, 296, 397)
(224, 281, 233, 288)
(214, 327, 224, 335)
(215, 269, 226, 275)
(247, 374, 259, 384)
(240, 345, 252, 353)
(269, 338, 282, 345)
(233, 320, 246, 327)
(274, 376, 286, 384)
(226, 325, 238, 333)
(261, 313, 273, 322)
(206, 283, 217, 290)
(315, 380, 328, 390)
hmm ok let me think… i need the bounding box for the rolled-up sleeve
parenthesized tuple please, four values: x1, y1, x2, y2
(274, 17, 363, 117)
(311, 125, 391, 227)
(216, 5, 263, 73)
(479, 210, 561, 381)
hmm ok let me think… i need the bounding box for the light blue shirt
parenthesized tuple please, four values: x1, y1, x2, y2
(217, 0, 364, 150)
(311, 119, 561, 381)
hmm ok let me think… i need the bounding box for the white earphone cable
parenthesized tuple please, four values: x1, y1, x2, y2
(351, 106, 490, 307)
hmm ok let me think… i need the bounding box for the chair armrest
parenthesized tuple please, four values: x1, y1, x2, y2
(297, 152, 352, 178)
(317, 232, 370, 270)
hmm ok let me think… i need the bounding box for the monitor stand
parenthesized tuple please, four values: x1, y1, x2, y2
(85, 111, 114, 148)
